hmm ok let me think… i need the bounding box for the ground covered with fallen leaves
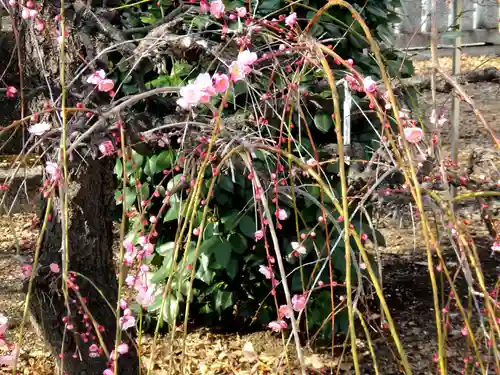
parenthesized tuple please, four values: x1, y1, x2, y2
(0, 55, 500, 374)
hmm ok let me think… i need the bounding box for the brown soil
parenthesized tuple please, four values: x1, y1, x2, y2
(0, 55, 499, 375)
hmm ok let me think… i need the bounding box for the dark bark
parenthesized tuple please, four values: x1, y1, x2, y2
(18, 0, 140, 371)
(27, 158, 139, 375)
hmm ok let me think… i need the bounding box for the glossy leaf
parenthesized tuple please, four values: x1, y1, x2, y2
(238, 215, 256, 239)
(314, 112, 333, 133)
(213, 237, 232, 268)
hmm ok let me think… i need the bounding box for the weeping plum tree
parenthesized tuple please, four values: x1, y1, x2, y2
(0, 0, 417, 374)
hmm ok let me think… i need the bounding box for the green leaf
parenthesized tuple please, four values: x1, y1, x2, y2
(163, 202, 181, 222)
(156, 241, 175, 257)
(144, 155, 158, 176)
(140, 183, 150, 201)
(196, 252, 214, 284)
(140, 14, 157, 24)
(214, 290, 234, 313)
(198, 235, 220, 256)
(228, 233, 248, 254)
(221, 210, 240, 232)
(162, 296, 180, 325)
(314, 112, 333, 133)
(156, 150, 175, 172)
(226, 258, 238, 279)
(218, 175, 234, 193)
(151, 261, 171, 283)
(124, 187, 137, 207)
(114, 159, 123, 178)
(239, 215, 256, 239)
(213, 237, 232, 268)
(334, 308, 349, 334)
(132, 151, 144, 169)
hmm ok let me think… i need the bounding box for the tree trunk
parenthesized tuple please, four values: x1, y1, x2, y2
(27, 158, 139, 375)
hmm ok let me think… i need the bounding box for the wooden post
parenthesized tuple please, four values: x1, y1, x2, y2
(451, 0, 462, 198)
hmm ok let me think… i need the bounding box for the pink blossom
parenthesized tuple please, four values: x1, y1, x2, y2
(49, 263, 60, 273)
(403, 127, 424, 144)
(178, 73, 218, 109)
(142, 243, 154, 257)
(491, 241, 500, 253)
(0, 313, 9, 348)
(45, 161, 61, 183)
(278, 305, 291, 319)
(209, 0, 225, 18)
(291, 294, 306, 311)
(236, 7, 247, 17)
(6, 86, 17, 98)
(8, 0, 17, 6)
(363, 76, 377, 93)
(0, 344, 18, 367)
(258, 265, 273, 279)
(277, 209, 288, 221)
(229, 50, 258, 82)
(138, 236, 148, 247)
(89, 344, 99, 353)
(28, 121, 51, 136)
(120, 299, 129, 309)
(99, 140, 115, 156)
(117, 342, 129, 355)
(103, 369, 113, 375)
(136, 285, 155, 307)
(194, 73, 216, 102)
(119, 312, 136, 330)
(200, 0, 209, 13)
(21, 7, 30, 19)
(228, 61, 248, 82)
(0, 353, 16, 367)
(254, 230, 264, 241)
(430, 110, 448, 127)
(177, 84, 200, 110)
(35, 19, 45, 32)
(86, 70, 106, 85)
(98, 79, 115, 93)
(285, 12, 297, 27)
(125, 275, 136, 287)
(21, 264, 32, 278)
(124, 247, 138, 266)
(237, 50, 258, 66)
(291, 242, 306, 255)
(123, 240, 134, 252)
(267, 320, 287, 332)
(212, 73, 230, 93)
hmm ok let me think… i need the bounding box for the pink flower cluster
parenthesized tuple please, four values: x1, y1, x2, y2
(0, 314, 18, 367)
(45, 161, 62, 183)
(177, 50, 258, 110)
(123, 237, 154, 267)
(123, 237, 157, 308)
(268, 294, 307, 332)
(99, 140, 115, 157)
(86, 70, 115, 93)
(28, 121, 51, 136)
(125, 260, 156, 309)
(5, 86, 17, 99)
(102, 340, 129, 375)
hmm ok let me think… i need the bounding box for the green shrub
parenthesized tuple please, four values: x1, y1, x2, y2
(113, 0, 410, 340)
